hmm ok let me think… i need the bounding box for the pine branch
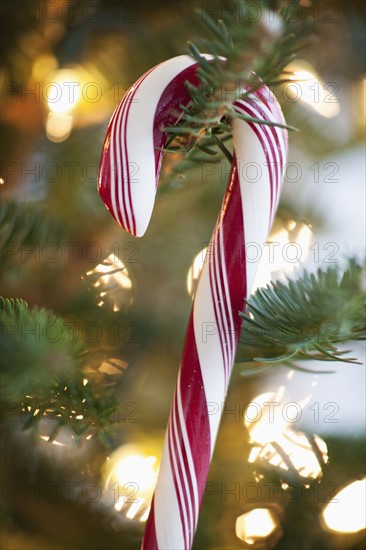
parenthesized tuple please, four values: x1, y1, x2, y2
(162, 0, 311, 170)
(0, 298, 119, 444)
(237, 260, 366, 372)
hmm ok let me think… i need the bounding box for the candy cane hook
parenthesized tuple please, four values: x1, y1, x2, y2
(98, 55, 288, 550)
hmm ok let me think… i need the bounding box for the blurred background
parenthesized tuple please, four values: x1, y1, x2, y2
(0, 1, 365, 549)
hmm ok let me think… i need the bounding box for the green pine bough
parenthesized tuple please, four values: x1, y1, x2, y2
(162, 0, 309, 172)
(0, 298, 117, 444)
(237, 260, 366, 374)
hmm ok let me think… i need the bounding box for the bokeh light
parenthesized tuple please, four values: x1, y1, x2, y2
(321, 479, 366, 534)
(285, 61, 340, 118)
(235, 508, 281, 547)
(102, 445, 159, 522)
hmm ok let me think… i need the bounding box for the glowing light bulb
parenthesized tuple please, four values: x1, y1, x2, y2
(245, 393, 328, 482)
(322, 479, 366, 534)
(102, 445, 159, 522)
(115, 455, 157, 492)
(85, 253, 133, 310)
(236, 508, 281, 546)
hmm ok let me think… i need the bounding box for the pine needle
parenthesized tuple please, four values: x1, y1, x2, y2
(162, 0, 310, 172)
(238, 259, 366, 373)
(0, 298, 118, 444)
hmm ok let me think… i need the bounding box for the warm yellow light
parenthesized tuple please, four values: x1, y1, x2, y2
(248, 430, 328, 481)
(85, 253, 133, 310)
(125, 498, 146, 519)
(46, 112, 73, 143)
(244, 391, 288, 445)
(245, 392, 328, 480)
(286, 62, 340, 118)
(39, 435, 67, 447)
(281, 430, 327, 479)
(236, 508, 279, 544)
(98, 358, 127, 375)
(187, 247, 207, 298)
(102, 445, 159, 522)
(115, 455, 157, 492)
(46, 68, 82, 114)
(322, 479, 366, 534)
(87, 253, 132, 290)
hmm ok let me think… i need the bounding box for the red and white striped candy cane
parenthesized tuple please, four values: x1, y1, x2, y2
(98, 55, 288, 550)
(99, 54, 215, 237)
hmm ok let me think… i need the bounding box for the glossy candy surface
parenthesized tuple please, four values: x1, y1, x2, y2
(98, 55, 288, 550)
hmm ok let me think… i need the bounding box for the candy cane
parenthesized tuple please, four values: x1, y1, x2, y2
(98, 54, 214, 237)
(98, 55, 288, 550)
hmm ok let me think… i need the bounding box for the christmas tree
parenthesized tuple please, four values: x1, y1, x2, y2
(1, 1, 365, 549)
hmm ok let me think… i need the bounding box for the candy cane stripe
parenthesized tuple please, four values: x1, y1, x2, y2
(173, 410, 195, 546)
(234, 102, 281, 223)
(142, 498, 158, 550)
(236, 111, 278, 224)
(209, 241, 229, 381)
(217, 219, 236, 369)
(154, 439, 185, 549)
(246, 96, 288, 201)
(176, 374, 200, 518)
(98, 55, 288, 550)
(109, 67, 154, 232)
(238, 92, 286, 171)
(220, 162, 247, 344)
(249, 86, 288, 156)
(214, 228, 232, 370)
(99, 55, 214, 237)
(172, 395, 195, 542)
(238, 99, 285, 187)
(168, 405, 189, 548)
